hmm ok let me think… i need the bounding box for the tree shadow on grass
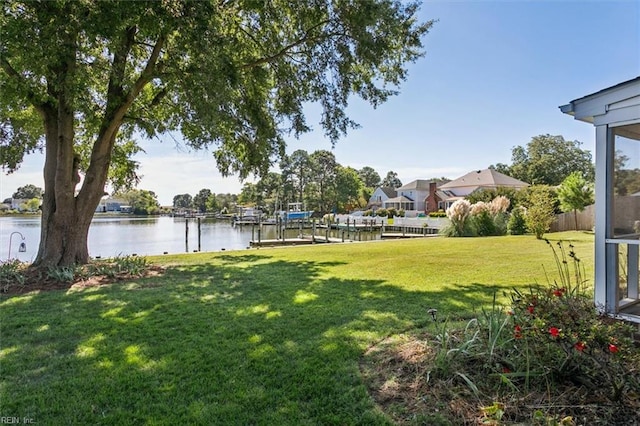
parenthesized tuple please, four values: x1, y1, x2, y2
(0, 254, 522, 425)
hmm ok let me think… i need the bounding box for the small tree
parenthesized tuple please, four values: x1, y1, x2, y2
(557, 172, 594, 230)
(524, 185, 556, 239)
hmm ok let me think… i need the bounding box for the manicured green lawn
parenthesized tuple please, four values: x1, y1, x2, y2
(0, 232, 594, 425)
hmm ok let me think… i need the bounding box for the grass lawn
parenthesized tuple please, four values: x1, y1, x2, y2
(0, 232, 594, 425)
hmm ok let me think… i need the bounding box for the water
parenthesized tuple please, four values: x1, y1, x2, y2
(0, 215, 381, 261)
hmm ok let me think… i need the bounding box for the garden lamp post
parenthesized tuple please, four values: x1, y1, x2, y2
(8, 231, 27, 260)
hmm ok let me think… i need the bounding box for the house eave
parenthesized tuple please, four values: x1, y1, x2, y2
(560, 76, 640, 125)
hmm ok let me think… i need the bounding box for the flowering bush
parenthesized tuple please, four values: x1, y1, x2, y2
(443, 197, 516, 237)
(441, 199, 472, 237)
(489, 195, 510, 215)
(429, 241, 639, 422)
(470, 201, 490, 216)
(507, 241, 637, 402)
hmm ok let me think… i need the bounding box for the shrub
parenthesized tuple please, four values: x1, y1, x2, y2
(88, 254, 148, 278)
(386, 207, 397, 218)
(428, 210, 447, 218)
(0, 259, 27, 292)
(507, 241, 637, 402)
(46, 265, 79, 282)
(397, 209, 405, 217)
(428, 242, 639, 421)
(376, 208, 388, 217)
(470, 209, 497, 236)
(508, 206, 528, 235)
(523, 185, 557, 239)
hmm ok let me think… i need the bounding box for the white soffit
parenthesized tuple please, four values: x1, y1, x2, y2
(560, 77, 640, 126)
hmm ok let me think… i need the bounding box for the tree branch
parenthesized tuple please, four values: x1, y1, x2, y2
(98, 32, 166, 146)
(241, 19, 335, 69)
(0, 57, 47, 116)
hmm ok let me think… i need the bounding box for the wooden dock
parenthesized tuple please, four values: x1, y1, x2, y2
(381, 233, 440, 239)
(250, 238, 313, 247)
(250, 234, 353, 247)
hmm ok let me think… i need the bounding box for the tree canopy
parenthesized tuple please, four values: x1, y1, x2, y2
(381, 170, 403, 188)
(557, 171, 594, 230)
(115, 188, 161, 215)
(12, 184, 43, 199)
(491, 134, 594, 186)
(173, 193, 193, 209)
(358, 166, 381, 188)
(0, 0, 433, 266)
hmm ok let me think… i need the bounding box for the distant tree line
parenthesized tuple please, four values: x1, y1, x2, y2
(9, 134, 637, 222)
(167, 149, 403, 215)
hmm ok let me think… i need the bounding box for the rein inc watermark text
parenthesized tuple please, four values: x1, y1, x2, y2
(0, 417, 35, 424)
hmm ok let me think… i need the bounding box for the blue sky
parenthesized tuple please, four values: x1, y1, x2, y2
(1, 0, 638, 205)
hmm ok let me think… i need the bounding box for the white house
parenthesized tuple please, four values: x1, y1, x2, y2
(367, 186, 396, 210)
(384, 180, 432, 213)
(561, 76, 640, 322)
(95, 197, 128, 213)
(10, 198, 31, 211)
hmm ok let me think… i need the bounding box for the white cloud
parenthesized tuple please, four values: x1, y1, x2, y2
(135, 153, 249, 205)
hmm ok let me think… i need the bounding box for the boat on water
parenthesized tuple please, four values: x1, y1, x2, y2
(278, 202, 313, 220)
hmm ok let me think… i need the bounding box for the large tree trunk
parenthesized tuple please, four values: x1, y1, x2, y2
(33, 100, 106, 267)
(31, 26, 162, 267)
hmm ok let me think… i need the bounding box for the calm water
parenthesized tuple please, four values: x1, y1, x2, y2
(0, 215, 379, 261)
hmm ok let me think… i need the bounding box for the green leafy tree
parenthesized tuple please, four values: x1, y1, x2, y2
(381, 171, 403, 188)
(117, 189, 160, 215)
(281, 150, 311, 204)
(238, 183, 259, 207)
(334, 166, 363, 212)
(358, 166, 381, 188)
(193, 188, 213, 213)
(524, 185, 557, 239)
(173, 193, 193, 210)
(308, 150, 338, 212)
(255, 172, 283, 214)
(22, 197, 41, 212)
(1, 0, 433, 266)
(216, 193, 238, 214)
(12, 184, 43, 199)
(501, 134, 594, 186)
(205, 193, 219, 213)
(557, 172, 594, 230)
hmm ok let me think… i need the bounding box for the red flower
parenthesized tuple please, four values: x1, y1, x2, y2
(527, 305, 535, 314)
(502, 367, 511, 373)
(549, 327, 560, 337)
(574, 341, 586, 352)
(514, 325, 522, 339)
(609, 344, 619, 354)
